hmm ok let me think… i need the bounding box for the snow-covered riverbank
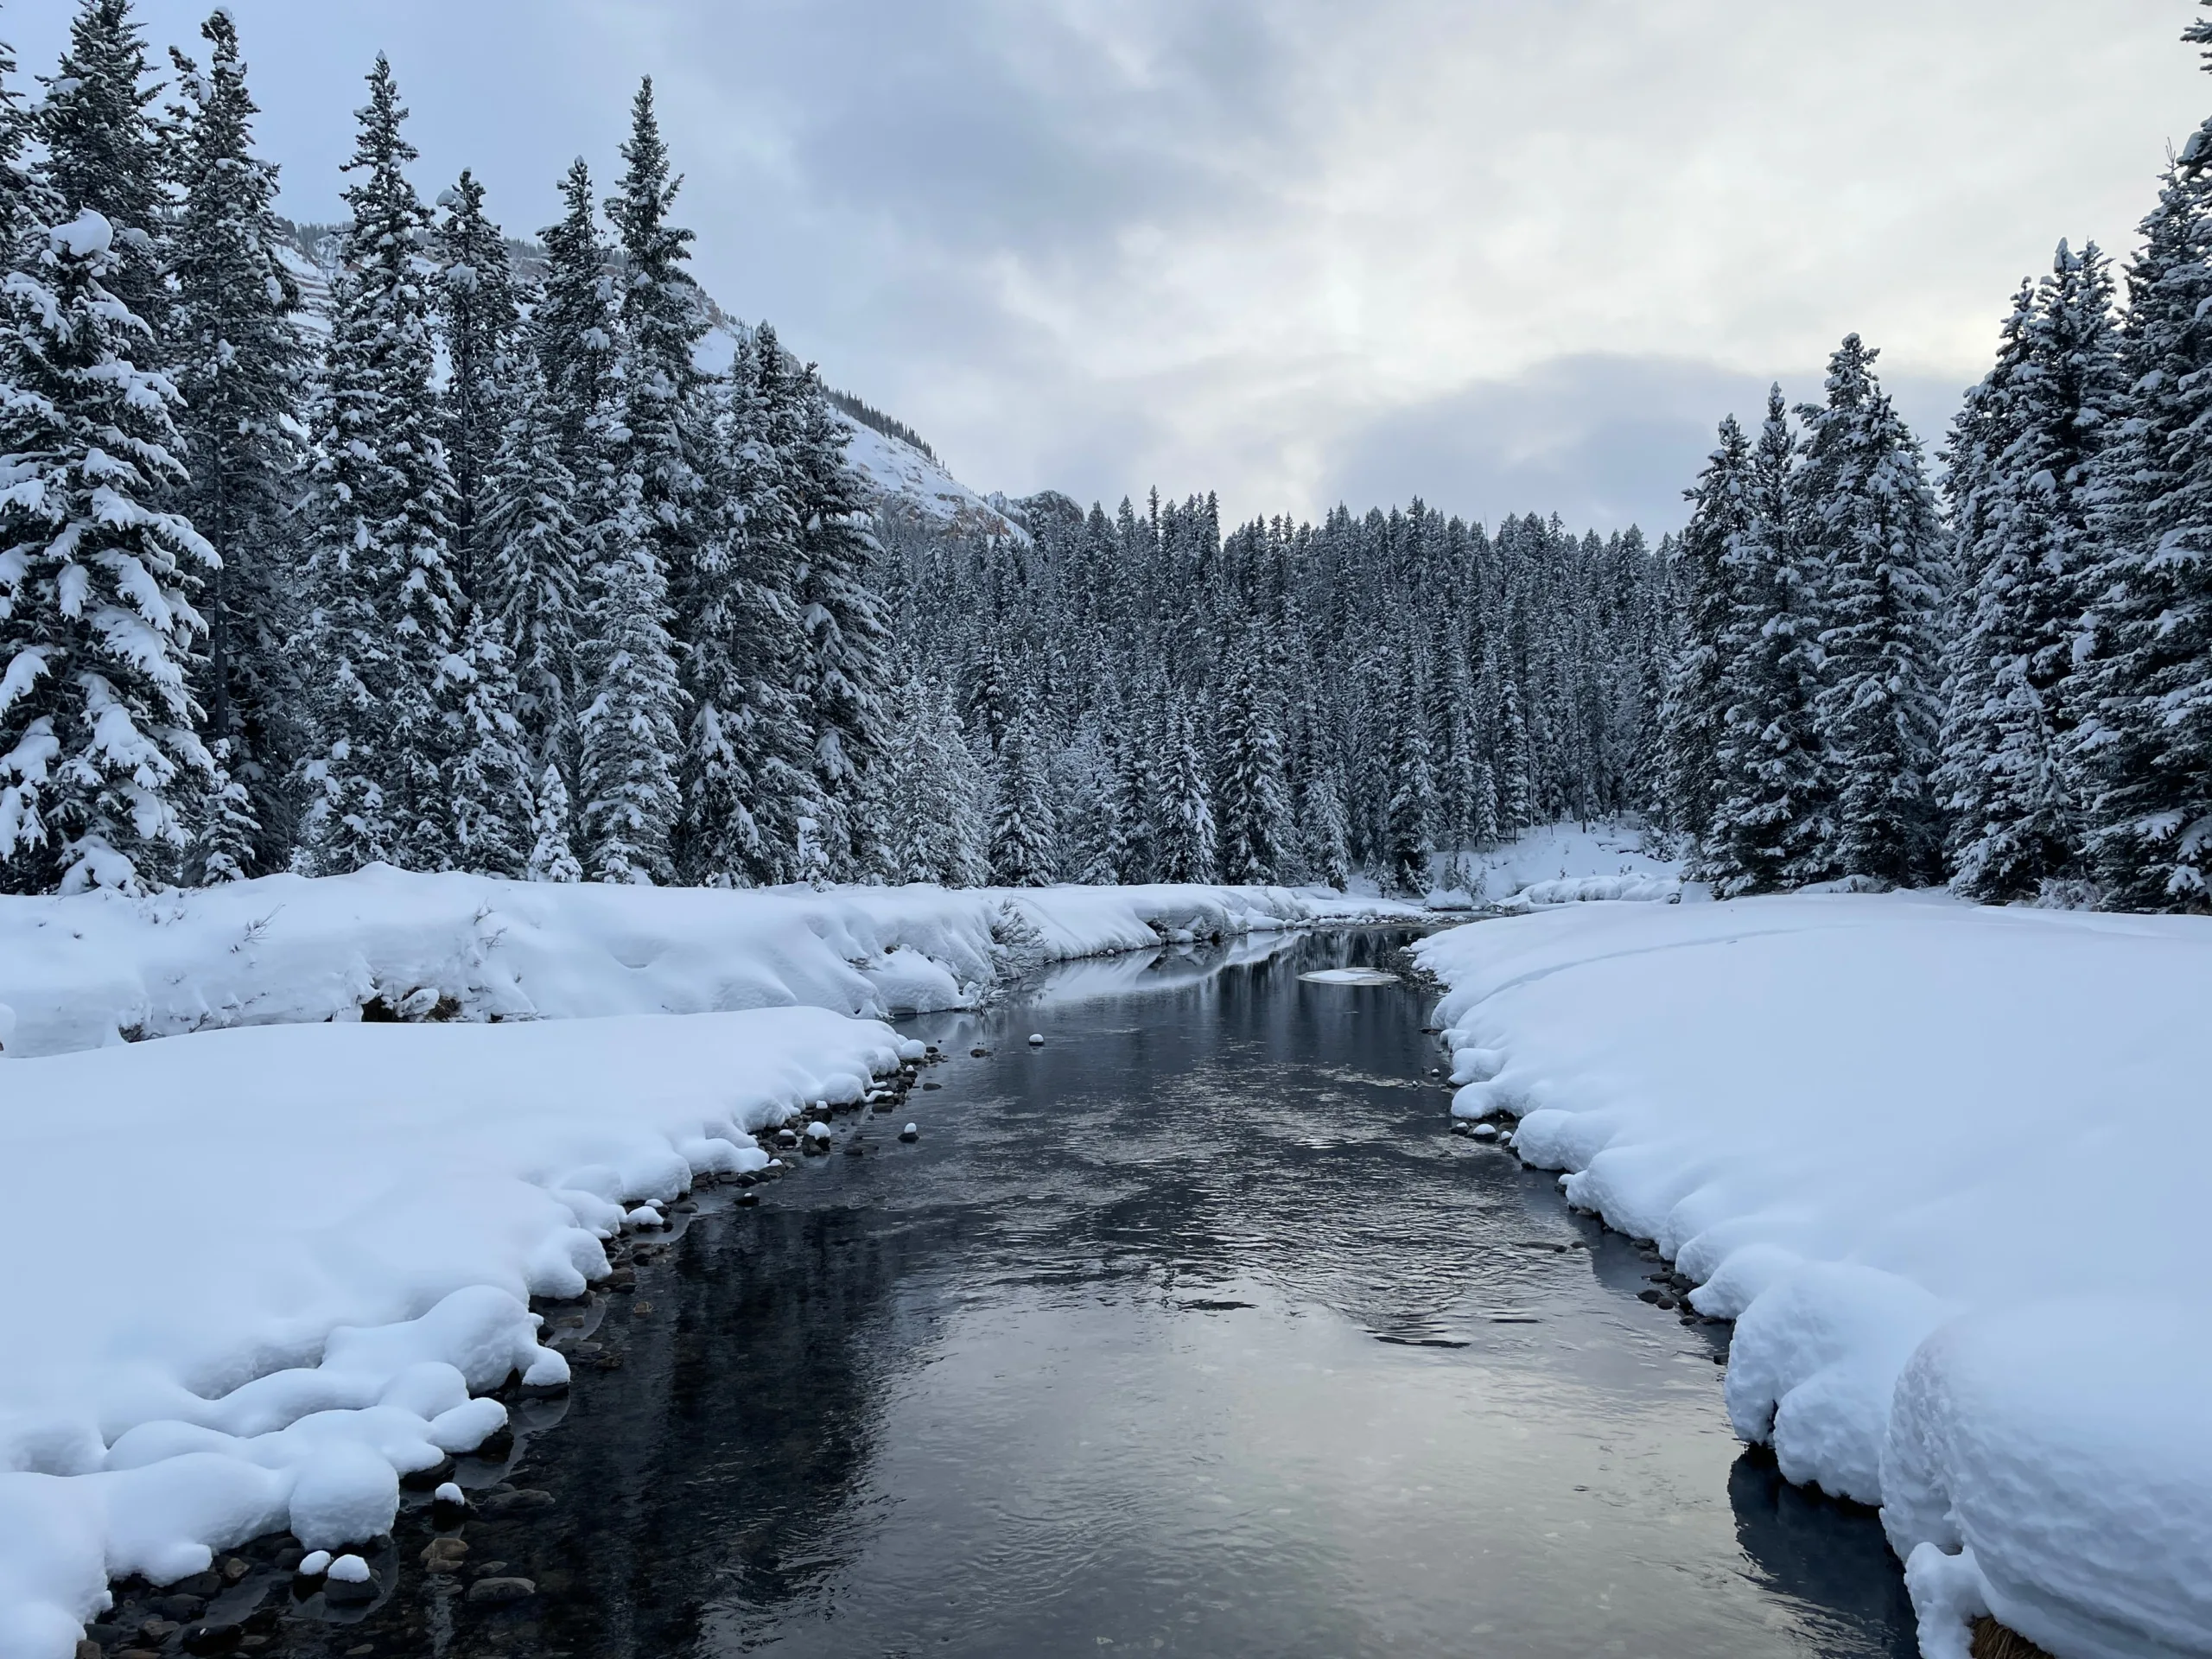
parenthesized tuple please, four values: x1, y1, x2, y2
(1416, 896, 2212, 1659)
(0, 871, 1420, 1657)
(0, 868, 1421, 1058)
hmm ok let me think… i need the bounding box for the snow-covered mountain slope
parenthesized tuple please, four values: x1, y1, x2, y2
(280, 219, 1020, 541)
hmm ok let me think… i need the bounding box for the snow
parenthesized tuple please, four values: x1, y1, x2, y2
(1414, 894, 2212, 1659)
(0, 866, 1419, 1059)
(0, 868, 1418, 1658)
(1296, 967, 1399, 985)
(830, 411, 1027, 539)
(1432, 822, 1680, 911)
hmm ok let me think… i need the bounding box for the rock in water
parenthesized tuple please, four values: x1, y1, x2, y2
(1027, 1033, 1044, 1046)
(899, 1123, 918, 1142)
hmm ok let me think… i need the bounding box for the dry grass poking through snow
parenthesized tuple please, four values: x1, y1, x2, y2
(1970, 1618, 2056, 1659)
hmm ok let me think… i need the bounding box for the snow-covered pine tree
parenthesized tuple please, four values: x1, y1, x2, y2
(442, 606, 533, 877)
(0, 209, 215, 893)
(1658, 416, 1749, 850)
(295, 56, 464, 874)
(2069, 154, 2212, 909)
(1471, 759, 1501, 848)
(1705, 387, 1831, 895)
(166, 10, 305, 876)
(480, 352, 585, 769)
(988, 702, 1057, 887)
(1798, 336, 1947, 887)
(35, 0, 167, 349)
(1382, 653, 1436, 893)
(791, 375, 893, 878)
(1941, 245, 2120, 901)
(433, 168, 519, 600)
(575, 470, 683, 885)
(0, 34, 43, 263)
(526, 760, 582, 882)
(1216, 640, 1291, 883)
(1300, 763, 1351, 890)
(537, 158, 620, 488)
(1154, 702, 1217, 883)
(194, 739, 257, 885)
(1495, 672, 1533, 838)
(677, 324, 818, 885)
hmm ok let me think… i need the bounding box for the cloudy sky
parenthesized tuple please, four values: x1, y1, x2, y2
(17, 1, 2211, 531)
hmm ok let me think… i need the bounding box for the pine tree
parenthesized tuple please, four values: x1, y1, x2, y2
(0, 210, 215, 893)
(433, 168, 519, 599)
(678, 326, 819, 885)
(1659, 416, 1748, 848)
(1799, 336, 1947, 886)
(1706, 388, 1833, 895)
(1471, 759, 1501, 848)
(2070, 156, 2212, 908)
(1216, 642, 1291, 883)
(1382, 654, 1436, 893)
(36, 0, 166, 348)
(480, 353, 584, 767)
(296, 57, 464, 874)
(443, 607, 534, 877)
(988, 704, 1058, 887)
(194, 739, 257, 885)
(526, 761, 582, 883)
(167, 10, 305, 875)
(1300, 764, 1351, 890)
(791, 377, 892, 877)
(575, 475, 683, 885)
(1495, 674, 1533, 837)
(1155, 703, 1217, 883)
(1941, 245, 2120, 900)
(0, 35, 47, 264)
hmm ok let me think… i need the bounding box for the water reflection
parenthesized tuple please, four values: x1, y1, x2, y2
(252, 927, 1913, 1659)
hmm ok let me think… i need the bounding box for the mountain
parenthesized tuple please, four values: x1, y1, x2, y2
(280, 220, 1024, 543)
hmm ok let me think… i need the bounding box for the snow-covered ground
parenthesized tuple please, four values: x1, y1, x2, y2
(1415, 895, 2212, 1659)
(0, 868, 1415, 1060)
(1427, 821, 1679, 911)
(0, 871, 1415, 1656)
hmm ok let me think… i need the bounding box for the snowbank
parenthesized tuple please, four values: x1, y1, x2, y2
(1430, 822, 1680, 911)
(1415, 897, 2212, 1659)
(0, 1009, 909, 1658)
(0, 868, 1415, 1059)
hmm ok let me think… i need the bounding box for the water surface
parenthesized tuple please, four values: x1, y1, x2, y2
(243, 927, 1914, 1658)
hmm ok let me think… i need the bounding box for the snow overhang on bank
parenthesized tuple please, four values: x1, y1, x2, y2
(1414, 895, 2212, 1659)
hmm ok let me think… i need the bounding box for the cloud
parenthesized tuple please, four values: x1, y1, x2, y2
(11, 0, 2206, 527)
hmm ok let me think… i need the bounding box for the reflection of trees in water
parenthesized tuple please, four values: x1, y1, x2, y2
(1727, 1449, 1918, 1658)
(520, 1204, 946, 1656)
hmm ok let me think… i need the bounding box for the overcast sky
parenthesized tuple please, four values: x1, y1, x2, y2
(16, 1, 2212, 531)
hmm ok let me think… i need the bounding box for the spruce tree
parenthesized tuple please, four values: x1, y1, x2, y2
(526, 761, 582, 883)
(1300, 764, 1351, 890)
(1382, 654, 1436, 893)
(1798, 336, 1947, 886)
(575, 473, 683, 885)
(988, 704, 1058, 887)
(433, 168, 519, 599)
(2070, 157, 2212, 908)
(791, 377, 892, 877)
(0, 210, 215, 893)
(1495, 674, 1533, 837)
(1155, 703, 1217, 883)
(296, 57, 464, 874)
(1705, 387, 1832, 894)
(480, 353, 585, 768)
(1659, 416, 1748, 849)
(444, 607, 534, 877)
(1217, 643, 1291, 882)
(1941, 245, 2120, 900)
(36, 0, 166, 348)
(167, 9, 305, 874)
(678, 326, 818, 885)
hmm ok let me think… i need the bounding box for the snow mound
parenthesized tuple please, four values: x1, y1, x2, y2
(0, 1007, 906, 1656)
(1439, 823, 1681, 910)
(1414, 894, 2212, 1659)
(0, 868, 1419, 1060)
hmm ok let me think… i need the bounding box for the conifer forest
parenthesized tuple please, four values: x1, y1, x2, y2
(4, 0, 2211, 917)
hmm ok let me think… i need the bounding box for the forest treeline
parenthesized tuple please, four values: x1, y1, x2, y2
(1656, 7, 2212, 912)
(6, 1, 2212, 912)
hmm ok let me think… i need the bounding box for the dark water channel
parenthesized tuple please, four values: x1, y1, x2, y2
(244, 927, 1915, 1659)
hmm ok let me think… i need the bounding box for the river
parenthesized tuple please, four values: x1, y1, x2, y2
(238, 926, 1914, 1658)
